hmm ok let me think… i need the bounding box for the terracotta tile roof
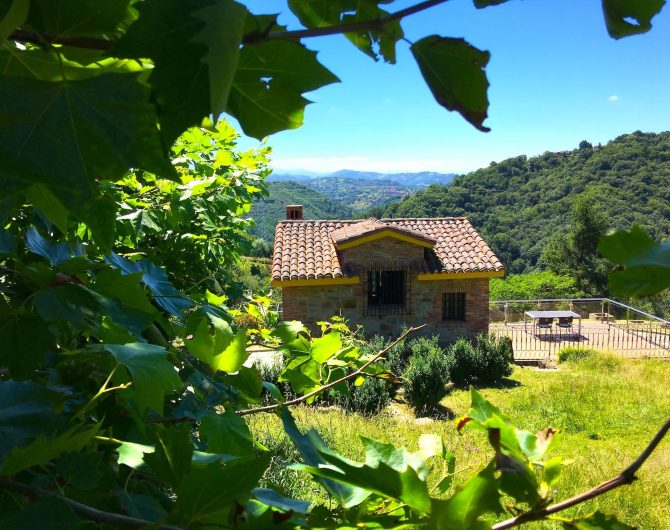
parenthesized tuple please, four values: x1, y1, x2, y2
(330, 218, 436, 247)
(272, 217, 504, 281)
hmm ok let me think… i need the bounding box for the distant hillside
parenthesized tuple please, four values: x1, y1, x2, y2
(383, 131, 670, 274)
(249, 181, 351, 243)
(307, 177, 416, 212)
(269, 170, 455, 187)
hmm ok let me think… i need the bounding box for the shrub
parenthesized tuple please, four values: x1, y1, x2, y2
(558, 346, 598, 363)
(329, 377, 392, 415)
(402, 337, 451, 413)
(361, 334, 412, 381)
(448, 334, 513, 387)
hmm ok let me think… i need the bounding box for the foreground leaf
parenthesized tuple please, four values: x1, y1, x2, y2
(144, 425, 193, 489)
(599, 225, 670, 296)
(113, 0, 247, 145)
(105, 343, 182, 414)
(1, 423, 100, 475)
(0, 73, 173, 199)
(601, 0, 666, 39)
(228, 39, 339, 139)
(411, 36, 491, 132)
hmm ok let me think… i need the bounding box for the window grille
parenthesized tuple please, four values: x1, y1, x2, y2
(366, 269, 410, 315)
(443, 292, 466, 321)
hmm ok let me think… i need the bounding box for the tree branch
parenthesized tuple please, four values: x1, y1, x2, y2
(7, 0, 450, 51)
(492, 414, 670, 530)
(251, 0, 450, 43)
(236, 324, 425, 416)
(0, 478, 184, 530)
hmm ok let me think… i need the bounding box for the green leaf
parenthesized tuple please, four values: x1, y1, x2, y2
(543, 456, 562, 488)
(599, 225, 670, 296)
(411, 36, 491, 132)
(0, 228, 16, 254)
(0, 73, 174, 201)
(186, 315, 248, 373)
(33, 284, 103, 330)
(173, 454, 271, 525)
(93, 268, 157, 334)
(113, 0, 247, 146)
(1, 423, 100, 474)
(26, 227, 80, 266)
(228, 39, 339, 139)
(431, 462, 502, 530)
(279, 407, 367, 508)
(0, 0, 29, 43)
(272, 320, 307, 343)
(601, 0, 666, 39)
(23, 185, 70, 234)
(563, 510, 635, 529)
(28, 0, 130, 37)
(311, 331, 342, 363)
(0, 380, 65, 464)
(308, 439, 432, 513)
(199, 410, 256, 456)
(0, 311, 55, 378)
(107, 253, 193, 317)
(251, 488, 311, 514)
(0, 497, 81, 529)
(144, 424, 193, 489)
(287, 0, 403, 63)
(118, 440, 155, 469)
(105, 343, 182, 414)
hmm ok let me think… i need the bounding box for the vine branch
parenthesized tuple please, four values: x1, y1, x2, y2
(492, 414, 670, 529)
(7, 0, 449, 51)
(0, 478, 184, 530)
(236, 324, 425, 416)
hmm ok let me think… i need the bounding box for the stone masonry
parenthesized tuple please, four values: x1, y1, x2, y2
(281, 238, 490, 344)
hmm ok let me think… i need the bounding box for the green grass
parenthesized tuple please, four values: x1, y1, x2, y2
(248, 354, 670, 529)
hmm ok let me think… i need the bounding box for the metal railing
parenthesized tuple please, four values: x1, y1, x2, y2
(489, 298, 670, 360)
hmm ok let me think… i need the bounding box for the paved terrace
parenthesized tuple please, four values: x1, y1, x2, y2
(490, 320, 670, 360)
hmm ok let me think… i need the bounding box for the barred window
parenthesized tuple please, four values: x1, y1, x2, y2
(367, 270, 407, 315)
(443, 293, 466, 321)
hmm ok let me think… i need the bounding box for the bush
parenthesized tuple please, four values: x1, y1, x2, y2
(402, 337, 451, 413)
(558, 346, 598, 363)
(361, 334, 413, 381)
(332, 376, 392, 415)
(448, 334, 513, 387)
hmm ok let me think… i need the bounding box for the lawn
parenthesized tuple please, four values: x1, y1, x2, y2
(248, 354, 670, 529)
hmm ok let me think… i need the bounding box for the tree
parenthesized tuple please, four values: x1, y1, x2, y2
(1, 1, 669, 530)
(542, 193, 612, 295)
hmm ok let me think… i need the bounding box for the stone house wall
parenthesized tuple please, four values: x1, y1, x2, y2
(281, 238, 490, 344)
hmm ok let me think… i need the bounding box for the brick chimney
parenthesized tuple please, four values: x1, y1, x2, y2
(286, 205, 303, 220)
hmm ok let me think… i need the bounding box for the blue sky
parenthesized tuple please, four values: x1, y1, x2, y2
(238, 1, 670, 174)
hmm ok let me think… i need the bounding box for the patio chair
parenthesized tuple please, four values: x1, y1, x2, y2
(536, 317, 553, 335)
(557, 316, 573, 330)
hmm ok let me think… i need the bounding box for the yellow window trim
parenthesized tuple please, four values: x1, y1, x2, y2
(417, 270, 506, 280)
(272, 276, 361, 287)
(336, 230, 434, 250)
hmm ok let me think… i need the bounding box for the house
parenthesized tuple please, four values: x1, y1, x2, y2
(272, 205, 505, 344)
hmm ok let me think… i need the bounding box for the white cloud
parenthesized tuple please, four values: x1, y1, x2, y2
(608, 95, 620, 102)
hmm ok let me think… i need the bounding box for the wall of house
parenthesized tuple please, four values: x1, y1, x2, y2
(281, 237, 490, 344)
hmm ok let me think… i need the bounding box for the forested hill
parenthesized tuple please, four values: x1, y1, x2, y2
(249, 181, 351, 242)
(383, 131, 670, 274)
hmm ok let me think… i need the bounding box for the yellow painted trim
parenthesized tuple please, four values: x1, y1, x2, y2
(336, 230, 434, 250)
(272, 276, 361, 287)
(417, 270, 506, 280)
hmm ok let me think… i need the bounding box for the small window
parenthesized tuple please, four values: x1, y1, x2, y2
(443, 293, 466, 321)
(367, 270, 406, 315)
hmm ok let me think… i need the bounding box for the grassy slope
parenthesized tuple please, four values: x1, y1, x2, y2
(248, 355, 670, 528)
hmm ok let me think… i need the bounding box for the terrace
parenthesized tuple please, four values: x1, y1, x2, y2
(489, 298, 670, 361)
